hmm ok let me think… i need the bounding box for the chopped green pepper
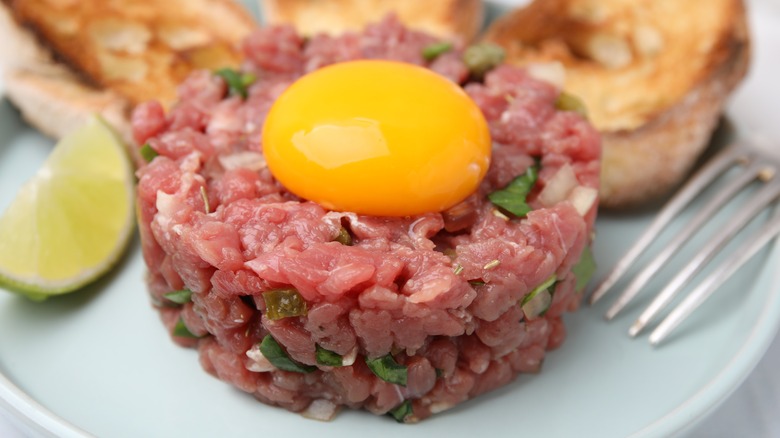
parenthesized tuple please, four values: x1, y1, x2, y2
(173, 317, 202, 338)
(262, 288, 307, 320)
(259, 335, 315, 373)
(463, 43, 505, 78)
(139, 143, 158, 163)
(555, 91, 588, 118)
(334, 227, 353, 246)
(388, 400, 413, 423)
(215, 68, 257, 99)
(163, 289, 192, 305)
(422, 42, 453, 61)
(365, 354, 408, 386)
(315, 345, 343, 367)
(488, 163, 539, 217)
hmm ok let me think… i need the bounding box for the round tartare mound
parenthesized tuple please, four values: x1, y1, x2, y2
(133, 16, 600, 423)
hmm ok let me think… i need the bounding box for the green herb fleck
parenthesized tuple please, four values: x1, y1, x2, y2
(140, 143, 158, 163)
(215, 68, 257, 99)
(334, 227, 353, 246)
(488, 164, 539, 217)
(388, 400, 413, 423)
(315, 345, 343, 367)
(555, 91, 588, 118)
(263, 288, 308, 320)
(453, 263, 464, 275)
(163, 289, 192, 304)
(463, 43, 505, 78)
(521, 275, 557, 306)
(422, 42, 453, 61)
(572, 245, 597, 293)
(365, 354, 408, 386)
(259, 335, 316, 373)
(469, 280, 485, 286)
(520, 274, 557, 319)
(173, 317, 202, 338)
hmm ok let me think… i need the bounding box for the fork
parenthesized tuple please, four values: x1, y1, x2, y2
(588, 139, 780, 346)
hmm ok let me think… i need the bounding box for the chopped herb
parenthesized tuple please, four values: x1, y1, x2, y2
(483, 259, 501, 270)
(521, 275, 557, 306)
(469, 280, 485, 286)
(315, 345, 343, 367)
(555, 91, 588, 118)
(388, 400, 413, 423)
(163, 289, 192, 304)
(488, 163, 539, 217)
(572, 245, 597, 293)
(259, 335, 316, 373)
(199, 186, 210, 214)
(521, 274, 557, 319)
(262, 288, 308, 320)
(435, 368, 443, 378)
(463, 43, 505, 78)
(215, 68, 257, 99)
(365, 354, 408, 386)
(453, 263, 464, 275)
(140, 143, 158, 162)
(334, 227, 353, 245)
(173, 317, 202, 338)
(422, 42, 453, 61)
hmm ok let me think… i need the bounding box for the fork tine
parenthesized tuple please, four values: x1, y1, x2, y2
(629, 178, 780, 337)
(649, 205, 780, 346)
(589, 145, 744, 305)
(603, 160, 765, 320)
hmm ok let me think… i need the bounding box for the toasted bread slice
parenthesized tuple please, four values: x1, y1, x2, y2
(4, 69, 140, 160)
(2, 0, 257, 108)
(260, 0, 484, 42)
(484, 0, 750, 208)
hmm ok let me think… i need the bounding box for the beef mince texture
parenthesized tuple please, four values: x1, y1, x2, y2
(133, 15, 600, 422)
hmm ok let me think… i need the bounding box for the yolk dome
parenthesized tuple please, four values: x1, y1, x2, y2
(262, 60, 491, 217)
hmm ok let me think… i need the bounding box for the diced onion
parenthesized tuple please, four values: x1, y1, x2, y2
(218, 151, 266, 171)
(245, 344, 275, 372)
(521, 289, 552, 320)
(301, 399, 340, 421)
(569, 186, 598, 216)
(341, 347, 358, 366)
(538, 163, 578, 207)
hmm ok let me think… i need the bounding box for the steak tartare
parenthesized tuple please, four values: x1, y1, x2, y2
(133, 16, 600, 422)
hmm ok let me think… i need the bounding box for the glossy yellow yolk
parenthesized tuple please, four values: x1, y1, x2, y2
(262, 60, 491, 217)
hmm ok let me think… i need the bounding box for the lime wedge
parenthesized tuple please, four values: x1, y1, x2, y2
(0, 116, 135, 300)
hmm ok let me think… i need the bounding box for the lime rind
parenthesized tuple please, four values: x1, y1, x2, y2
(0, 116, 136, 300)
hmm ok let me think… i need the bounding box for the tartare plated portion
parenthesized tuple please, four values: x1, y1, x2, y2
(133, 16, 600, 422)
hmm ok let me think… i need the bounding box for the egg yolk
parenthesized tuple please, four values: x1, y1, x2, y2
(262, 60, 491, 217)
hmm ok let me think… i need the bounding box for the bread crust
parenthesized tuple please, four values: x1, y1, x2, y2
(260, 0, 483, 42)
(2, 0, 258, 108)
(484, 0, 750, 208)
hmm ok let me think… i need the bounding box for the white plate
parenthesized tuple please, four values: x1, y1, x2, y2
(2, 1, 780, 437)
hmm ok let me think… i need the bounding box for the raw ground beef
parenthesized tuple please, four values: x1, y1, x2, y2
(133, 15, 600, 422)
